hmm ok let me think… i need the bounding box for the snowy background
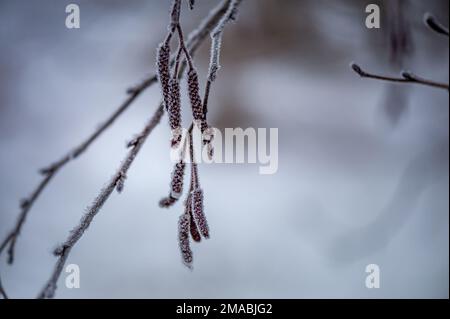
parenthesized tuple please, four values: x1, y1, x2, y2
(0, 0, 448, 298)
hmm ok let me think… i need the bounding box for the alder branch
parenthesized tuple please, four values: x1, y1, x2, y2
(35, 0, 236, 299)
(351, 63, 449, 91)
(0, 0, 233, 291)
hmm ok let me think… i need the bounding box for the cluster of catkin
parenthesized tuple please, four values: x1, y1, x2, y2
(156, 0, 241, 268)
(156, 0, 215, 268)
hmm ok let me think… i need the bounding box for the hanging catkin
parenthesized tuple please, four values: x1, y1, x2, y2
(156, 41, 171, 112)
(178, 213, 193, 268)
(187, 68, 204, 125)
(191, 188, 209, 238)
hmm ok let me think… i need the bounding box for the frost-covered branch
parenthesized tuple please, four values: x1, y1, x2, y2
(203, 0, 242, 114)
(0, 276, 7, 299)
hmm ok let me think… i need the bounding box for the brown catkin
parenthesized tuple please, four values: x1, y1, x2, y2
(169, 78, 182, 148)
(187, 68, 204, 123)
(169, 78, 181, 130)
(189, 210, 201, 242)
(170, 161, 185, 199)
(191, 188, 209, 238)
(178, 213, 193, 268)
(157, 41, 171, 112)
(185, 194, 201, 242)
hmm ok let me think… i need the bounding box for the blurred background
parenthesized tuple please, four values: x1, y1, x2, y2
(0, 0, 448, 298)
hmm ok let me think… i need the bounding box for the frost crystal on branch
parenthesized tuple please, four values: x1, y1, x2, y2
(178, 213, 193, 268)
(156, 41, 171, 112)
(208, 34, 222, 82)
(191, 188, 209, 238)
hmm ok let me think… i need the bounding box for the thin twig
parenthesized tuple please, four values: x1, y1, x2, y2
(424, 13, 449, 36)
(350, 62, 449, 91)
(0, 1, 234, 293)
(35, 0, 235, 299)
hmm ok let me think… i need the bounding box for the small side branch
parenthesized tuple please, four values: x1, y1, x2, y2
(350, 63, 449, 91)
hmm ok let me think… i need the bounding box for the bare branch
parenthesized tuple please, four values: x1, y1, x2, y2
(350, 62, 449, 91)
(424, 13, 449, 36)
